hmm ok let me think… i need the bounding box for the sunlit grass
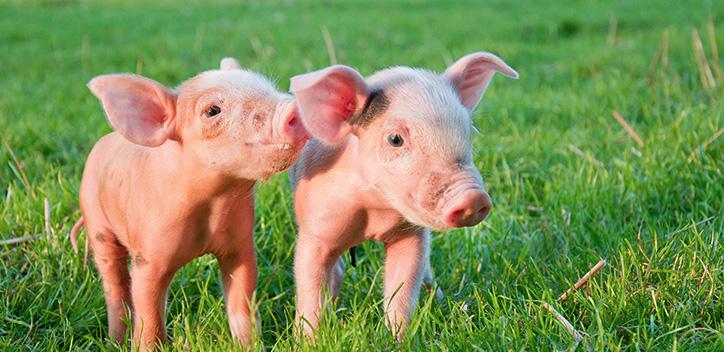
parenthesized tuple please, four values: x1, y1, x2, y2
(1, 0, 722, 350)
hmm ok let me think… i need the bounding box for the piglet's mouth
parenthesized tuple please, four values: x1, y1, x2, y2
(268, 139, 308, 152)
(403, 206, 451, 232)
(270, 143, 294, 150)
(244, 140, 304, 151)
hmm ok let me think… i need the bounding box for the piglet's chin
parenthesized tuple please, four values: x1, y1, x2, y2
(260, 143, 305, 178)
(426, 221, 458, 232)
(398, 209, 450, 232)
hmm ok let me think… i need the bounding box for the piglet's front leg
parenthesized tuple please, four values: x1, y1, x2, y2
(131, 261, 177, 350)
(294, 236, 338, 338)
(217, 244, 259, 344)
(383, 229, 431, 340)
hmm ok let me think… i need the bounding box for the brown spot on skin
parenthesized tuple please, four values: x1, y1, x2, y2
(430, 187, 447, 206)
(241, 100, 274, 130)
(269, 148, 297, 173)
(423, 173, 451, 211)
(240, 101, 256, 116)
(202, 116, 228, 139)
(95, 232, 105, 243)
(134, 253, 148, 267)
(253, 112, 265, 131)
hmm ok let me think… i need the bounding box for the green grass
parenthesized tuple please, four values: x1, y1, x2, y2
(1, 0, 722, 350)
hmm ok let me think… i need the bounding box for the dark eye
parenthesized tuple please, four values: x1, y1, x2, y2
(204, 105, 221, 118)
(387, 133, 404, 147)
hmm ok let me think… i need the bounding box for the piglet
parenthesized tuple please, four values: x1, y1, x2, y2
(72, 57, 316, 349)
(289, 52, 518, 339)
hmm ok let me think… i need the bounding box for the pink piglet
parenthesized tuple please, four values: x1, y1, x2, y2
(289, 52, 519, 340)
(74, 57, 344, 349)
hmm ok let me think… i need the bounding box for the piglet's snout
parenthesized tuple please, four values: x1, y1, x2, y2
(278, 107, 310, 144)
(443, 189, 492, 228)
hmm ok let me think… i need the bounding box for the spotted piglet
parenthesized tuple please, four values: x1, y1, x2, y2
(289, 52, 518, 339)
(73, 58, 334, 349)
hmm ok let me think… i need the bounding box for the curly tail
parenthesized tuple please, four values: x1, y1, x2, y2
(70, 217, 84, 253)
(70, 217, 91, 266)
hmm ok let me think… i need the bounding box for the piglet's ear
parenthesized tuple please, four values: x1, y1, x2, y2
(88, 74, 177, 147)
(220, 57, 242, 70)
(443, 52, 519, 111)
(290, 65, 370, 144)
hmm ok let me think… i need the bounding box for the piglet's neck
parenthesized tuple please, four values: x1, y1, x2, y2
(184, 170, 255, 200)
(339, 136, 392, 211)
(165, 142, 256, 199)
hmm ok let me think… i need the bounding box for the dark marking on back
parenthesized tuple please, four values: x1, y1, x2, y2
(95, 232, 105, 243)
(134, 253, 148, 267)
(349, 89, 389, 127)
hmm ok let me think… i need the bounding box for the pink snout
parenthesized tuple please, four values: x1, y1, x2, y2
(443, 189, 492, 228)
(279, 108, 310, 144)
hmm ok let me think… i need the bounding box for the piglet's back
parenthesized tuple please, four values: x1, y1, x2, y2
(79, 132, 152, 227)
(288, 137, 348, 191)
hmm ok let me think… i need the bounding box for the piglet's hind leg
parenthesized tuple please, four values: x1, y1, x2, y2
(88, 228, 132, 343)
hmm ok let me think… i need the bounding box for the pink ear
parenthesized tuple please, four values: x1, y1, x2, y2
(443, 52, 519, 111)
(220, 57, 241, 70)
(87, 74, 177, 147)
(290, 65, 370, 144)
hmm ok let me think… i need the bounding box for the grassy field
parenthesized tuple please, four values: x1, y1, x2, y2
(1, 0, 722, 350)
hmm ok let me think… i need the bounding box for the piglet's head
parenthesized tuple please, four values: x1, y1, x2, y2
(88, 57, 309, 180)
(292, 52, 518, 230)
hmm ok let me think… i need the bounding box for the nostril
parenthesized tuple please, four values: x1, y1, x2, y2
(445, 208, 464, 227)
(451, 208, 465, 221)
(288, 114, 298, 127)
(282, 113, 309, 141)
(477, 193, 492, 220)
(447, 207, 477, 226)
(478, 203, 491, 220)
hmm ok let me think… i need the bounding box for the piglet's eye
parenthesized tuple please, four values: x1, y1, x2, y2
(204, 105, 221, 118)
(387, 133, 404, 147)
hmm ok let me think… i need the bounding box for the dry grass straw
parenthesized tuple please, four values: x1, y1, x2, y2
(1, 137, 35, 198)
(692, 29, 717, 91)
(567, 144, 603, 167)
(558, 259, 608, 302)
(543, 259, 608, 350)
(612, 111, 645, 148)
(646, 30, 669, 85)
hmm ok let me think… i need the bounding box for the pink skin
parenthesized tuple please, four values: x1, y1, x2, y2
(75, 57, 314, 350)
(289, 52, 518, 340)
